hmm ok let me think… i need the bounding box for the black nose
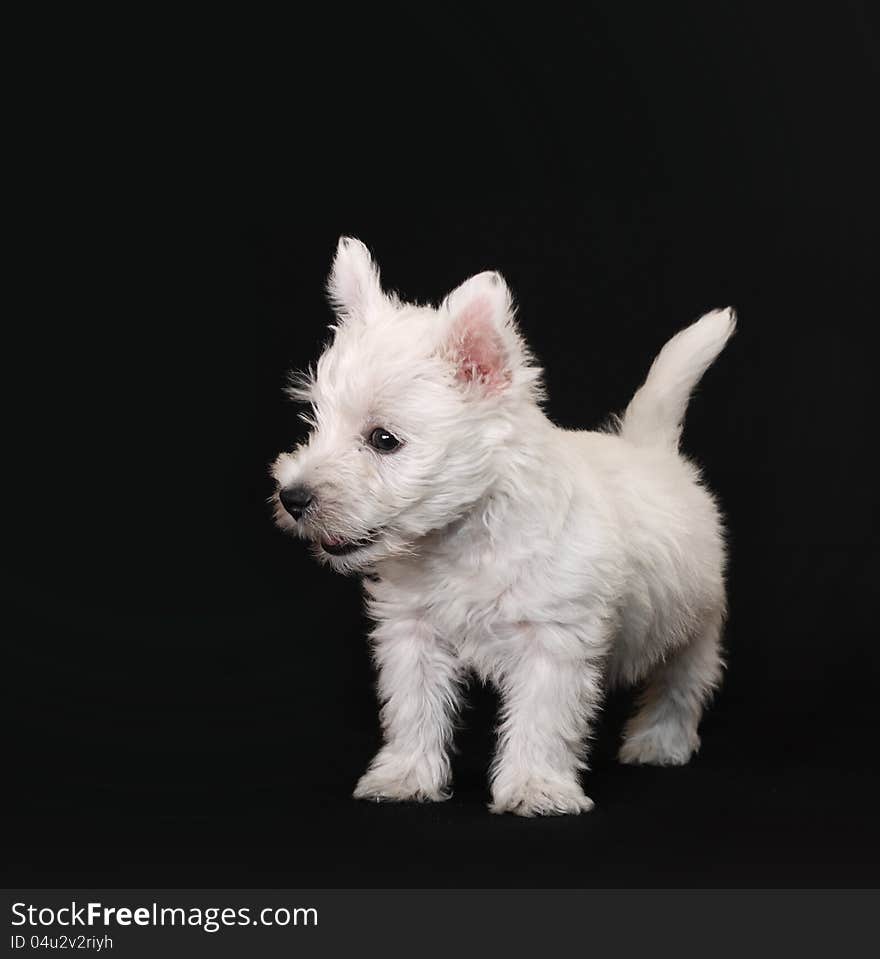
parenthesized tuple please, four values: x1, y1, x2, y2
(279, 484, 314, 519)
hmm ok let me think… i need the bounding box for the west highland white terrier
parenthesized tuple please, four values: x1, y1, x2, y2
(272, 237, 735, 816)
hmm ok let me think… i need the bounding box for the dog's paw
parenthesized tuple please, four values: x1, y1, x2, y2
(353, 752, 450, 804)
(619, 723, 700, 766)
(490, 775, 594, 817)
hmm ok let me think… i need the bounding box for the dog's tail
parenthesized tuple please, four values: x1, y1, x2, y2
(619, 307, 736, 451)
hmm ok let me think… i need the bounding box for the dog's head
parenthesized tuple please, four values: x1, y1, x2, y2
(271, 237, 543, 572)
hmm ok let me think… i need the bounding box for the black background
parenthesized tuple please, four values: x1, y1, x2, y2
(7, 3, 879, 887)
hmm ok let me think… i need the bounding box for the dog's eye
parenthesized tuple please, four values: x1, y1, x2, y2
(368, 427, 402, 453)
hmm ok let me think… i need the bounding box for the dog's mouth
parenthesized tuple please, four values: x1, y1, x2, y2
(319, 533, 377, 556)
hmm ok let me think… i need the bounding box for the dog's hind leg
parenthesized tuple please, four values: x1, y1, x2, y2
(618, 611, 724, 766)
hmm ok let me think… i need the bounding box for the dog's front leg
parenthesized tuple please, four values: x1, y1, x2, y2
(354, 616, 463, 803)
(489, 623, 604, 816)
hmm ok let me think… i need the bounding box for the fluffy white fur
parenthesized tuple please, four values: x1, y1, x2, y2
(272, 237, 735, 816)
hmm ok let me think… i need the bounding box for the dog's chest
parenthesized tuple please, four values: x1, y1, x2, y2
(375, 542, 574, 649)
(421, 561, 513, 643)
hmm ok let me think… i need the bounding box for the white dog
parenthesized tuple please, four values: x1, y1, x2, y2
(272, 237, 734, 816)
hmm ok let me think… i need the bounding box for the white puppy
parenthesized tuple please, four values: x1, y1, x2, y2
(272, 237, 734, 816)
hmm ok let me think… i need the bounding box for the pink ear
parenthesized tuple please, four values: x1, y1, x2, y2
(449, 296, 511, 392)
(442, 272, 514, 394)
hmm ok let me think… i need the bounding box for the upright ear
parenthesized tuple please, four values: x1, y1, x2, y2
(440, 271, 519, 394)
(327, 237, 384, 320)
